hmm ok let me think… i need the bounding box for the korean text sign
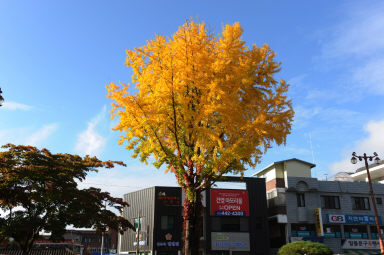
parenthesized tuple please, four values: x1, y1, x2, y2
(210, 189, 249, 216)
(327, 214, 381, 224)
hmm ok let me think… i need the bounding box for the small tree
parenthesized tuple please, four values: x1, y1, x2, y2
(278, 241, 333, 255)
(0, 144, 134, 255)
(107, 20, 294, 255)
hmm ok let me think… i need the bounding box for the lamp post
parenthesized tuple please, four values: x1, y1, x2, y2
(351, 152, 383, 254)
(0, 88, 4, 106)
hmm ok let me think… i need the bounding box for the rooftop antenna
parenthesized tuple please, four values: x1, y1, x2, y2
(309, 133, 316, 178)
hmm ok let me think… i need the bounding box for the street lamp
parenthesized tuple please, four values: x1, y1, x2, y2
(351, 152, 383, 254)
(0, 88, 4, 106)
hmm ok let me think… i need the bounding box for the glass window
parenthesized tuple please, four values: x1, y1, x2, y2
(344, 225, 368, 239)
(321, 196, 340, 209)
(370, 226, 384, 239)
(240, 217, 250, 231)
(376, 197, 383, 205)
(222, 217, 241, 232)
(210, 217, 249, 232)
(297, 193, 305, 207)
(323, 225, 341, 238)
(161, 216, 175, 230)
(291, 224, 316, 237)
(211, 217, 221, 232)
(352, 197, 370, 210)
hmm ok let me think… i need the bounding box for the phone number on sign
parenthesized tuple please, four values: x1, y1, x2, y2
(214, 211, 246, 216)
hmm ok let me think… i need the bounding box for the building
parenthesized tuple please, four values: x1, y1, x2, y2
(0, 248, 78, 255)
(118, 177, 270, 255)
(35, 229, 118, 255)
(255, 158, 384, 254)
(350, 160, 384, 183)
(64, 230, 118, 255)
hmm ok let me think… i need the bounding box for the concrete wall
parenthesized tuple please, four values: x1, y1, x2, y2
(285, 177, 384, 223)
(285, 161, 312, 178)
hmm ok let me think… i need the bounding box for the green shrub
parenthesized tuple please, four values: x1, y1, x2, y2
(277, 240, 333, 255)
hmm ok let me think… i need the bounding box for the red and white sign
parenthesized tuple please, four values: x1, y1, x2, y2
(210, 189, 249, 216)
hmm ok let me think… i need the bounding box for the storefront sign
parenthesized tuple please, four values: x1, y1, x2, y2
(290, 237, 324, 243)
(210, 189, 249, 216)
(327, 214, 381, 224)
(156, 232, 180, 247)
(315, 208, 324, 236)
(342, 239, 381, 250)
(156, 241, 180, 247)
(211, 232, 250, 251)
(345, 215, 381, 224)
(327, 214, 346, 223)
(157, 191, 181, 206)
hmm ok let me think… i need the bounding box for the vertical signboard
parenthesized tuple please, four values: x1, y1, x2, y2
(210, 189, 249, 216)
(315, 208, 324, 236)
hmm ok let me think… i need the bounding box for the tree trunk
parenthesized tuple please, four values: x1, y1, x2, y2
(182, 190, 202, 255)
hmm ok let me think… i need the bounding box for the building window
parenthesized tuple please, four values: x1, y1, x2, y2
(291, 224, 316, 237)
(211, 217, 249, 232)
(376, 197, 383, 205)
(134, 217, 143, 231)
(344, 225, 368, 239)
(370, 226, 384, 239)
(161, 216, 175, 230)
(323, 225, 341, 238)
(352, 197, 370, 210)
(321, 196, 340, 209)
(297, 193, 305, 207)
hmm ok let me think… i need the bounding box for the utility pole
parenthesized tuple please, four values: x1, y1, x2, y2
(101, 201, 107, 255)
(351, 152, 383, 254)
(0, 87, 4, 106)
(136, 210, 141, 255)
(101, 230, 104, 255)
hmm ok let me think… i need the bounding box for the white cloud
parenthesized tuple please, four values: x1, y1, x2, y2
(322, 2, 384, 59)
(330, 119, 384, 173)
(293, 106, 360, 129)
(75, 107, 107, 157)
(25, 123, 58, 146)
(353, 58, 384, 94)
(320, 1, 384, 95)
(2, 101, 32, 110)
(77, 165, 178, 198)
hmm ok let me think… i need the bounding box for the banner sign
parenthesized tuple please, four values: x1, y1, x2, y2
(342, 239, 381, 250)
(327, 214, 381, 224)
(211, 232, 250, 251)
(315, 208, 324, 236)
(210, 189, 249, 216)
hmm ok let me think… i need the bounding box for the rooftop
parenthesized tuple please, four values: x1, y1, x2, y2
(253, 158, 316, 176)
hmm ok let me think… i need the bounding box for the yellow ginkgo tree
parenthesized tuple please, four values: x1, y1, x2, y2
(107, 20, 294, 255)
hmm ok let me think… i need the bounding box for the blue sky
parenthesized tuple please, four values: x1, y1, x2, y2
(1, 0, 384, 197)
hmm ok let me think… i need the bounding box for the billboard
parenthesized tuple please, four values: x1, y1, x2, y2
(327, 214, 381, 224)
(211, 232, 250, 251)
(210, 189, 249, 216)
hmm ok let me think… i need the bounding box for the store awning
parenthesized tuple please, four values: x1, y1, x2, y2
(344, 249, 381, 255)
